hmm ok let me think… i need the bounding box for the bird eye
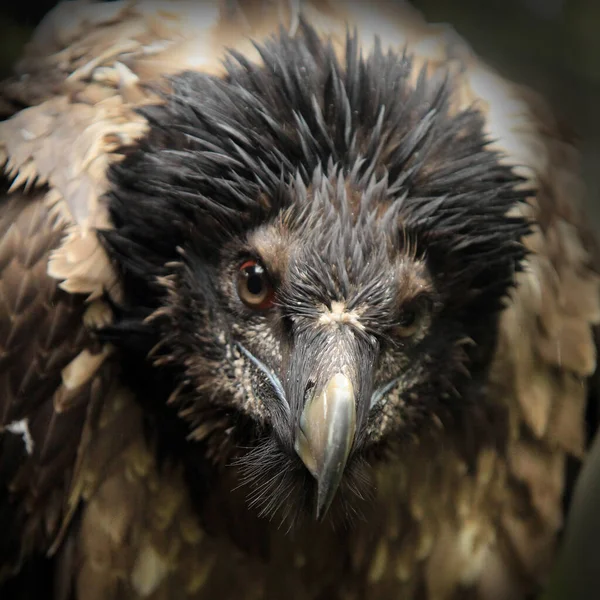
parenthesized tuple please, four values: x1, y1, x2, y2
(394, 297, 431, 338)
(237, 259, 275, 310)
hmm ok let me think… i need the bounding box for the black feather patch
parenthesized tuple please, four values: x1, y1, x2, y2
(103, 21, 531, 324)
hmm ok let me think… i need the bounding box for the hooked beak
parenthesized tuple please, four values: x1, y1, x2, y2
(294, 372, 357, 520)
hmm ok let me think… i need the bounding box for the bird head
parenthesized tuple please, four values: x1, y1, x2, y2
(102, 24, 531, 524)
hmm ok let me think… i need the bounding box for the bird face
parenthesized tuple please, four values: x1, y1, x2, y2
(103, 25, 531, 522)
(198, 173, 442, 518)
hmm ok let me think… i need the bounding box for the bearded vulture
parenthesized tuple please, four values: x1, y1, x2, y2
(0, 1, 598, 599)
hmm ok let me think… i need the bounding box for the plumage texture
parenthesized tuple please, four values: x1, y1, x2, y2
(0, 1, 598, 599)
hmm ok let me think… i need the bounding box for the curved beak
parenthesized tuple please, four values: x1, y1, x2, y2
(294, 372, 357, 520)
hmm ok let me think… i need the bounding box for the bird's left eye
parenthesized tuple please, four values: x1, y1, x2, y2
(394, 296, 432, 338)
(237, 259, 275, 310)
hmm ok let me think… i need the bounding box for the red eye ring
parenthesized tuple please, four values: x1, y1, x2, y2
(236, 259, 275, 310)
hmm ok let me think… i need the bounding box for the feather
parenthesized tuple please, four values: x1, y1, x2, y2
(0, 2, 598, 599)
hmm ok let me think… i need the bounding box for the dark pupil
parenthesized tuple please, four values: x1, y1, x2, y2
(245, 266, 264, 296)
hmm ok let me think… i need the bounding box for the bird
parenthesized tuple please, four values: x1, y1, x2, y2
(0, 1, 599, 599)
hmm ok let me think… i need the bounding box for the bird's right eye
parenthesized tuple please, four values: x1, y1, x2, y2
(237, 259, 275, 310)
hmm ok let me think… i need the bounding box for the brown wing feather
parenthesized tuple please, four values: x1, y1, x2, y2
(0, 0, 299, 590)
(0, 184, 115, 578)
(474, 71, 600, 599)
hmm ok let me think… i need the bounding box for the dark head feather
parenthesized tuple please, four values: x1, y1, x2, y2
(99, 22, 532, 524)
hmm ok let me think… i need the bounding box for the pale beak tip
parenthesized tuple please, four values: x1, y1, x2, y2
(315, 477, 339, 521)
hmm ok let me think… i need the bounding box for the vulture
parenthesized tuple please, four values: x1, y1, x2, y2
(0, 1, 599, 599)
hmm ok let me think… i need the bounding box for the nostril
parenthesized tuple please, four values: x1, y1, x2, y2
(304, 379, 316, 403)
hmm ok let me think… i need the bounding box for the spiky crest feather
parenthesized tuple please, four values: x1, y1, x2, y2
(99, 22, 533, 522)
